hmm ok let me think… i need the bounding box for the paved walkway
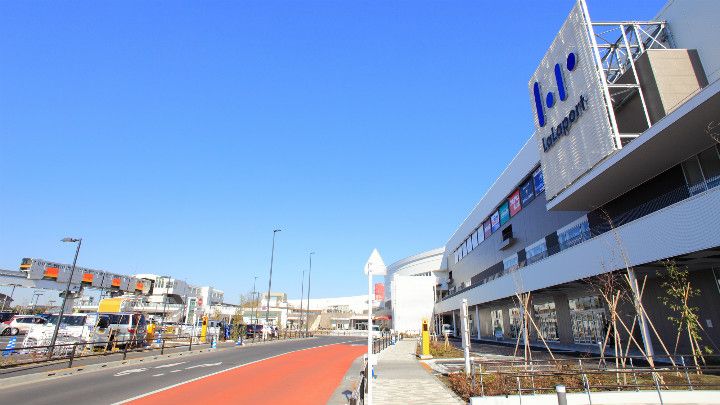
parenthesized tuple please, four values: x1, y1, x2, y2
(374, 338, 464, 405)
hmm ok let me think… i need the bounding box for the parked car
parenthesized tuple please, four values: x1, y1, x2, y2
(0, 313, 18, 335)
(102, 312, 148, 347)
(4, 315, 46, 335)
(245, 324, 265, 338)
(23, 313, 109, 351)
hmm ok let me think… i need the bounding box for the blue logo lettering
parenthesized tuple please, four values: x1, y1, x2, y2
(533, 52, 577, 128)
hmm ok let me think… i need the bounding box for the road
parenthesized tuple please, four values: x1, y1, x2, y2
(1, 336, 366, 405)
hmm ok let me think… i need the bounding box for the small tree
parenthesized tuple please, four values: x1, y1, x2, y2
(658, 260, 712, 371)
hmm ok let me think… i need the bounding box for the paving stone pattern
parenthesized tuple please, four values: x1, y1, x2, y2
(373, 339, 464, 405)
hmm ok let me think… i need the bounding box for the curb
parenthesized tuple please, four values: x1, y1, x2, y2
(0, 337, 316, 389)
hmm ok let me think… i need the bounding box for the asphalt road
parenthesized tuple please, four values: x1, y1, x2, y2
(1, 336, 365, 405)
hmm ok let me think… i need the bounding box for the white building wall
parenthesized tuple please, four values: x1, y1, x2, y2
(436, 185, 720, 313)
(657, 0, 720, 84)
(391, 275, 436, 334)
(287, 295, 372, 314)
(444, 138, 539, 262)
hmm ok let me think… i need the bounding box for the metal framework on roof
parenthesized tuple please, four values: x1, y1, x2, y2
(585, 12, 672, 148)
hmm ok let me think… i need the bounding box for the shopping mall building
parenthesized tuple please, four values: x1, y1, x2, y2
(388, 0, 720, 354)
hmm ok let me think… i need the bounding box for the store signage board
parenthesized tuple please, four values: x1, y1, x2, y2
(528, 0, 616, 200)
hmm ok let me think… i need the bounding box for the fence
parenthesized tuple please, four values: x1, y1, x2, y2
(463, 354, 720, 399)
(0, 329, 313, 372)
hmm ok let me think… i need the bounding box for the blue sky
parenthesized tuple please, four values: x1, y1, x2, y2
(0, 0, 665, 306)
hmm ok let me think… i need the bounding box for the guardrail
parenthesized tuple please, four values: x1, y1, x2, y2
(0, 329, 313, 372)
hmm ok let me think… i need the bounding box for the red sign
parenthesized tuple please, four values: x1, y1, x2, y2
(509, 189, 522, 217)
(197, 297, 203, 307)
(374, 283, 385, 301)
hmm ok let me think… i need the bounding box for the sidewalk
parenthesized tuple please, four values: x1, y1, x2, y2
(373, 338, 464, 405)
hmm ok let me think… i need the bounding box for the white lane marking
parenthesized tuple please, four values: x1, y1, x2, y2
(114, 368, 148, 377)
(170, 370, 182, 373)
(114, 339, 356, 404)
(154, 362, 186, 369)
(185, 362, 222, 370)
(152, 373, 165, 377)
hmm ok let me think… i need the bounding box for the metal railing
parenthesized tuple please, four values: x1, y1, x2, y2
(0, 329, 313, 372)
(464, 354, 720, 399)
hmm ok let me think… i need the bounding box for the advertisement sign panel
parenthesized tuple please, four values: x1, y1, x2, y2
(483, 220, 492, 239)
(520, 179, 535, 206)
(499, 202, 510, 225)
(529, 0, 616, 200)
(491, 211, 500, 232)
(509, 190, 522, 217)
(533, 168, 545, 194)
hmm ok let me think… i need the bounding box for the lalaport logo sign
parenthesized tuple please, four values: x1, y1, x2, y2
(528, 0, 617, 200)
(532, 52, 588, 152)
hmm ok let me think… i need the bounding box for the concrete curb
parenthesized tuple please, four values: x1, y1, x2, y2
(0, 337, 316, 389)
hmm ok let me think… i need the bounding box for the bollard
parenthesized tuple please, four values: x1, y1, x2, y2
(555, 385, 567, 405)
(123, 340, 129, 360)
(160, 337, 166, 355)
(68, 343, 77, 368)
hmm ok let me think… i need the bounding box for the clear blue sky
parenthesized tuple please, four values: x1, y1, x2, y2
(0, 0, 665, 306)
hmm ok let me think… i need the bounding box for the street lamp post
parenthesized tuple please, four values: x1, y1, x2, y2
(305, 252, 315, 336)
(265, 229, 281, 325)
(1, 284, 20, 312)
(160, 276, 170, 327)
(299, 268, 305, 331)
(31, 292, 44, 313)
(251, 276, 258, 324)
(49, 237, 82, 358)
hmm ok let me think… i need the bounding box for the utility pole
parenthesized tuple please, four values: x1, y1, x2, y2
(251, 276, 258, 324)
(305, 252, 315, 336)
(49, 237, 82, 358)
(265, 229, 281, 326)
(1, 284, 20, 312)
(299, 268, 305, 331)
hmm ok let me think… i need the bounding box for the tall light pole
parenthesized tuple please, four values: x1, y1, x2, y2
(49, 237, 82, 358)
(31, 291, 44, 313)
(265, 229, 281, 325)
(251, 276, 258, 324)
(299, 268, 305, 330)
(160, 276, 170, 327)
(1, 284, 20, 312)
(305, 252, 315, 336)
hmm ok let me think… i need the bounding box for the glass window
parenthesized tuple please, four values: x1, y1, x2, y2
(526, 239, 548, 265)
(503, 254, 519, 273)
(491, 309, 504, 338)
(699, 146, 720, 186)
(533, 302, 559, 341)
(682, 156, 706, 195)
(568, 296, 606, 344)
(558, 217, 590, 250)
(509, 308, 522, 338)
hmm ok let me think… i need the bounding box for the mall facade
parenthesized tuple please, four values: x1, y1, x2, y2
(428, 0, 720, 355)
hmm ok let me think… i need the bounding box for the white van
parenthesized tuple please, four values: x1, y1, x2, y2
(23, 313, 109, 349)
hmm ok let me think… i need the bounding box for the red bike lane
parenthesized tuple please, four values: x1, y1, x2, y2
(126, 343, 366, 405)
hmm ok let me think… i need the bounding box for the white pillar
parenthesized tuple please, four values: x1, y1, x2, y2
(452, 310, 457, 335)
(367, 271, 373, 405)
(627, 268, 655, 360)
(475, 305, 481, 339)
